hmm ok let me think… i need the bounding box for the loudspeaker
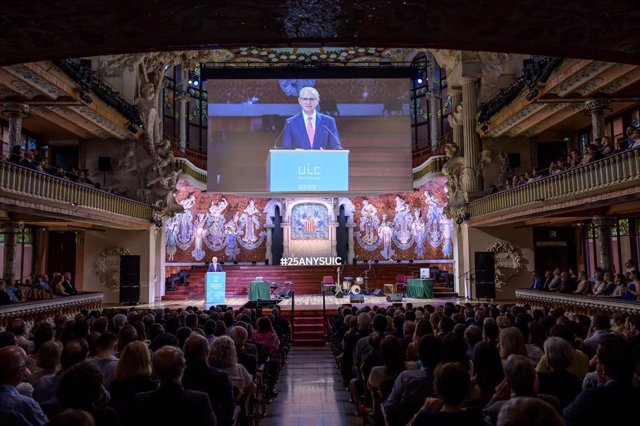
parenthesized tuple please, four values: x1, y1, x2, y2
(98, 156, 112, 172)
(507, 153, 521, 168)
(119, 255, 140, 304)
(372, 288, 383, 296)
(350, 294, 365, 303)
(335, 291, 344, 298)
(475, 252, 496, 299)
(386, 293, 403, 302)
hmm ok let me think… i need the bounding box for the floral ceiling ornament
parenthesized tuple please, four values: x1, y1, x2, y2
(487, 241, 526, 292)
(95, 247, 131, 289)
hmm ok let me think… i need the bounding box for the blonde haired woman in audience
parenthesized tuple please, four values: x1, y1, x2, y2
(573, 271, 591, 295)
(209, 335, 256, 399)
(29, 341, 61, 385)
(600, 136, 614, 156)
(498, 327, 527, 366)
(52, 272, 69, 296)
(496, 316, 511, 330)
(109, 341, 157, 415)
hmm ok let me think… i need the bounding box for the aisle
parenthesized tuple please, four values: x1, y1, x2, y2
(263, 347, 359, 426)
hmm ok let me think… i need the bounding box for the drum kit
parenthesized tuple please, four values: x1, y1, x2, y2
(337, 267, 369, 295)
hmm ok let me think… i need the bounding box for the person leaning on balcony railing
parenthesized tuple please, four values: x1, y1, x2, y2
(593, 272, 615, 297)
(547, 269, 562, 292)
(572, 271, 591, 295)
(578, 144, 601, 166)
(629, 128, 640, 149)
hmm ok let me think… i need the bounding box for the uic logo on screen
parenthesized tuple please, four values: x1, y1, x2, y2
(298, 164, 321, 175)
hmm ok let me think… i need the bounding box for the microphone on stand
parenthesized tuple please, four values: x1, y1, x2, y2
(273, 118, 292, 149)
(322, 124, 342, 149)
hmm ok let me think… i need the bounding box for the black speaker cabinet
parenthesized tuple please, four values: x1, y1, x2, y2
(386, 293, 403, 302)
(475, 252, 496, 299)
(98, 156, 112, 172)
(119, 255, 140, 305)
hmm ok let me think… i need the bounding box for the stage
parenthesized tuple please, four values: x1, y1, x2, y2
(111, 293, 464, 312)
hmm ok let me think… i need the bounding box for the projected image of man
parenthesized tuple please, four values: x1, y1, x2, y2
(281, 87, 342, 150)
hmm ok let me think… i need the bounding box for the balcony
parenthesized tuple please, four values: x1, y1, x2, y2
(0, 161, 154, 228)
(467, 148, 640, 225)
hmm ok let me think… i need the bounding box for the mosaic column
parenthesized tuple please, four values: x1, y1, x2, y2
(265, 223, 274, 266)
(450, 89, 463, 153)
(461, 78, 482, 194)
(177, 68, 189, 153)
(2, 223, 19, 281)
(427, 57, 440, 148)
(592, 216, 616, 273)
(2, 103, 30, 152)
(347, 223, 355, 265)
(585, 99, 610, 141)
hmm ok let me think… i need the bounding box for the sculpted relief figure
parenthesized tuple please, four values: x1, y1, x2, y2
(442, 143, 465, 207)
(447, 104, 463, 129)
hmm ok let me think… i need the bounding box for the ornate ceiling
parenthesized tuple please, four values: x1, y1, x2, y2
(0, 1, 639, 66)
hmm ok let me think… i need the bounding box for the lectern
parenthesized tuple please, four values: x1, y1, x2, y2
(205, 272, 226, 305)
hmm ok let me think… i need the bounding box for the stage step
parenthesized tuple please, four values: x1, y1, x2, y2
(293, 315, 325, 347)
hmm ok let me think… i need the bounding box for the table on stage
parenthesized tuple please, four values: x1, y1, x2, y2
(406, 278, 434, 299)
(249, 280, 271, 301)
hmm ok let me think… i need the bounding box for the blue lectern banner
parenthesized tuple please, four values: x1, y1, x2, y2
(205, 272, 226, 305)
(268, 150, 349, 192)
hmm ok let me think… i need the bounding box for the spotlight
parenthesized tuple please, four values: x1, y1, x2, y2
(193, 81, 199, 86)
(417, 78, 423, 84)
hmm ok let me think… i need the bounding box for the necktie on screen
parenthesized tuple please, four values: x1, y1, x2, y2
(307, 116, 314, 148)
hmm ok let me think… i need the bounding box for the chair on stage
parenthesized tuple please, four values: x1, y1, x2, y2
(321, 276, 335, 295)
(395, 275, 408, 295)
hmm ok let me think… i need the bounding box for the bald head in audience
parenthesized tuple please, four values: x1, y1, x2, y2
(0, 345, 30, 386)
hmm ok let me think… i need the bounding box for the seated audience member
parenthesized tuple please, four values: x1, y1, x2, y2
(410, 362, 483, 426)
(0, 345, 49, 426)
(89, 333, 119, 387)
(29, 341, 61, 385)
(135, 346, 216, 425)
(251, 317, 280, 357)
(51, 273, 69, 296)
(472, 341, 504, 406)
(573, 271, 591, 294)
(34, 339, 89, 410)
(536, 325, 589, 380)
(230, 326, 257, 376)
(208, 336, 256, 399)
(55, 362, 120, 426)
(368, 335, 409, 396)
(593, 271, 615, 296)
(536, 337, 582, 408)
(583, 313, 611, 358)
(530, 271, 545, 290)
(559, 271, 577, 293)
(62, 272, 77, 295)
(47, 409, 95, 426)
(563, 334, 640, 426)
(383, 335, 443, 426)
(108, 341, 157, 422)
(630, 128, 640, 149)
(547, 269, 562, 292)
(182, 335, 234, 426)
(498, 327, 527, 365)
(483, 355, 561, 426)
(578, 144, 598, 166)
(497, 397, 564, 426)
(600, 136, 614, 156)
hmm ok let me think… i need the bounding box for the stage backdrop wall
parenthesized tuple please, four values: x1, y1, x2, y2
(165, 177, 453, 263)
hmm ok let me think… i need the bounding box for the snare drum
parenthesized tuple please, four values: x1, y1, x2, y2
(355, 277, 364, 285)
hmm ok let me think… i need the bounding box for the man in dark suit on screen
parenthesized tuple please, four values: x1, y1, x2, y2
(281, 86, 342, 150)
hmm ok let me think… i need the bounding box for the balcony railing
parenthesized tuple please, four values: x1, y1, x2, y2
(0, 161, 154, 221)
(176, 157, 207, 184)
(413, 155, 447, 181)
(468, 148, 640, 218)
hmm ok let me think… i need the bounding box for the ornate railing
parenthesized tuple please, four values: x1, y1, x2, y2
(412, 133, 451, 168)
(0, 161, 154, 221)
(413, 155, 447, 181)
(516, 289, 640, 315)
(175, 157, 207, 184)
(468, 148, 640, 218)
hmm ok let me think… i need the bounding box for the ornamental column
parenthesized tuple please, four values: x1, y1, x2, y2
(585, 99, 610, 141)
(2, 223, 20, 281)
(427, 56, 441, 148)
(177, 67, 189, 153)
(2, 103, 30, 153)
(449, 89, 463, 152)
(347, 223, 355, 265)
(265, 223, 274, 266)
(592, 216, 616, 273)
(461, 77, 482, 194)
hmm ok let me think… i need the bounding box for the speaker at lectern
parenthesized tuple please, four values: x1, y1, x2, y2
(206, 272, 226, 305)
(267, 149, 349, 192)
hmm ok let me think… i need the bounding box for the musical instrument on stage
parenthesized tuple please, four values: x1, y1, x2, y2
(350, 284, 362, 294)
(355, 277, 364, 285)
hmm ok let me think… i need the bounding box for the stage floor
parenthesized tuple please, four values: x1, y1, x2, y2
(109, 294, 464, 312)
